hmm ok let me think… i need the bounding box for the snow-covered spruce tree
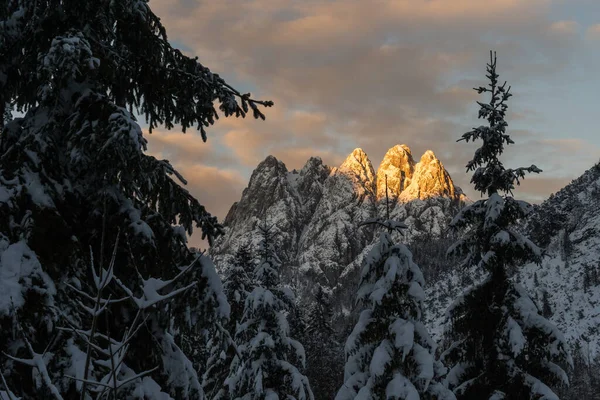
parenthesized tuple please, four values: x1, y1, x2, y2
(225, 243, 256, 326)
(442, 52, 571, 399)
(227, 223, 314, 400)
(336, 218, 455, 400)
(203, 243, 256, 399)
(0, 1, 272, 398)
(305, 284, 344, 400)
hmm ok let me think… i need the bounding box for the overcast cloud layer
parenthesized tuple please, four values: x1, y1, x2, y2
(144, 0, 600, 247)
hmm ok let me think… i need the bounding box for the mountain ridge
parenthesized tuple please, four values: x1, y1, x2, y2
(212, 144, 466, 300)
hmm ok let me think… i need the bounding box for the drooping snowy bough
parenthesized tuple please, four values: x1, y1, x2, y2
(337, 218, 455, 400)
(441, 52, 572, 400)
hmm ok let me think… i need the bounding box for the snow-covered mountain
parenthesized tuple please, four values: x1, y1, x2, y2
(211, 144, 465, 308)
(213, 143, 600, 366)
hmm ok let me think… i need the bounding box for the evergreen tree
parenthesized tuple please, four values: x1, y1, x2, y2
(0, 0, 272, 397)
(559, 340, 596, 400)
(204, 244, 256, 399)
(442, 52, 571, 399)
(541, 290, 553, 318)
(306, 285, 335, 339)
(336, 218, 455, 400)
(226, 243, 256, 328)
(304, 284, 344, 400)
(592, 266, 599, 286)
(583, 264, 591, 292)
(287, 287, 308, 345)
(227, 224, 313, 400)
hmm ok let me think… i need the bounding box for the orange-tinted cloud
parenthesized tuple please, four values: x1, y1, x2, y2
(587, 24, 600, 40)
(143, 0, 597, 219)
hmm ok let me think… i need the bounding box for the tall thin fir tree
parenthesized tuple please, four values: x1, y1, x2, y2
(203, 243, 256, 400)
(336, 176, 455, 400)
(0, 1, 272, 398)
(304, 284, 343, 400)
(226, 222, 314, 400)
(442, 52, 572, 400)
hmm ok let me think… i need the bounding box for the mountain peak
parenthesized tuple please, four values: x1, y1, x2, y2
(260, 154, 283, 167)
(420, 150, 439, 164)
(422, 149, 436, 158)
(345, 147, 369, 163)
(376, 144, 416, 199)
(337, 148, 376, 195)
(339, 148, 372, 171)
(401, 150, 456, 201)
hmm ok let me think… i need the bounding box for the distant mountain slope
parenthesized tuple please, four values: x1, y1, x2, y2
(424, 162, 600, 358)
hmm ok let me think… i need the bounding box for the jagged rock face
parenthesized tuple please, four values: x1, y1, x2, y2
(212, 145, 463, 302)
(401, 150, 456, 201)
(214, 155, 330, 266)
(297, 150, 377, 284)
(295, 157, 331, 216)
(375, 145, 458, 202)
(376, 144, 415, 199)
(337, 148, 376, 198)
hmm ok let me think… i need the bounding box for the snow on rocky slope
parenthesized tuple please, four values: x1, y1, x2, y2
(424, 162, 600, 357)
(213, 143, 600, 359)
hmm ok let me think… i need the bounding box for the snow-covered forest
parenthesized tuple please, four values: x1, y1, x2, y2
(2, 1, 600, 399)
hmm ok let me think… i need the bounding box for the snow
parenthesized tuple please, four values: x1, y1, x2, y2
(131, 377, 174, 400)
(390, 318, 414, 360)
(369, 340, 393, 378)
(0, 185, 10, 203)
(485, 193, 504, 228)
(158, 332, 202, 397)
(0, 391, 20, 400)
(23, 170, 54, 208)
(412, 343, 434, 386)
(64, 339, 87, 391)
(505, 317, 525, 357)
(385, 373, 419, 400)
(199, 255, 231, 320)
(524, 374, 559, 400)
(119, 198, 154, 243)
(0, 240, 56, 316)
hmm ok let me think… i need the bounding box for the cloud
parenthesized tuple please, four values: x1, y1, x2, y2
(548, 20, 579, 35)
(145, 129, 237, 168)
(587, 24, 600, 40)
(515, 176, 575, 203)
(171, 163, 247, 248)
(144, 0, 594, 217)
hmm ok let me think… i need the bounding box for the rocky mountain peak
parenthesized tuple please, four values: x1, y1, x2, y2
(336, 148, 376, 196)
(376, 144, 416, 200)
(401, 149, 456, 201)
(420, 149, 438, 163)
(339, 148, 372, 172)
(301, 156, 325, 171)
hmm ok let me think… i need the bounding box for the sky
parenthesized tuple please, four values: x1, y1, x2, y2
(144, 0, 600, 247)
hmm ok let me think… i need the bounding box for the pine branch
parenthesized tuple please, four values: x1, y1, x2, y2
(0, 372, 16, 400)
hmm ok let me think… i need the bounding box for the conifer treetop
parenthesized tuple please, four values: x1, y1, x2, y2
(255, 221, 281, 289)
(459, 51, 541, 197)
(449, 52, 543, 271)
